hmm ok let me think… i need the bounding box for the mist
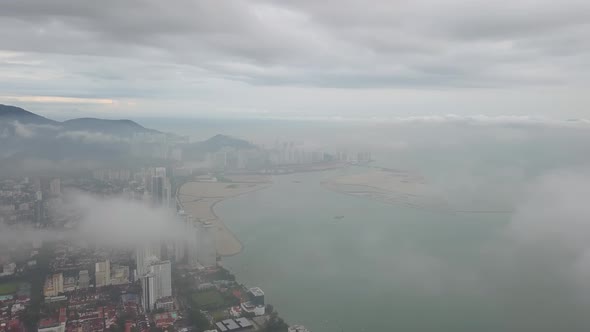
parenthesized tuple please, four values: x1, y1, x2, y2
(4, 109, 590, 331)
(2, 1, 589, 330)
(0, 191, 187, 249)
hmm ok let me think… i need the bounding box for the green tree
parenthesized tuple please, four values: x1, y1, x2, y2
(262, 312, 289, 332)
(187, 309, 212, 332)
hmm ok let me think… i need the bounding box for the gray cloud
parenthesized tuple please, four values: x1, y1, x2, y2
(1, 0, 588, 88)
(0, 0, 588, 118)
(12, 121, 35, 138)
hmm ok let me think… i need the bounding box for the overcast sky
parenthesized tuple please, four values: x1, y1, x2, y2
(1, 0, 589, 119)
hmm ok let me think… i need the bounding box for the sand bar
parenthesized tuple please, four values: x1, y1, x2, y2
(321, 168, 450, 211)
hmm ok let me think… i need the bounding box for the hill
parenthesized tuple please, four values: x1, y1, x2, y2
(181, 134, 256, 161)
(0, 104, 59, 125)
(0, 104, 159, 136)
(62, 118, 158, 136)
(201, 134, 255, 151)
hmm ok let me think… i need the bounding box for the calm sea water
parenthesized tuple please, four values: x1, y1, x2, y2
(217, 167, 511, 332)
(154, 118, 590, 331)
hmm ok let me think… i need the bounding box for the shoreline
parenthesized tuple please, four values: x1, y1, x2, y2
(179, 166, 513, 258)
(208, 184, 272, 257)
(177, 176, 273, 257)
(177, 164, 351, 257)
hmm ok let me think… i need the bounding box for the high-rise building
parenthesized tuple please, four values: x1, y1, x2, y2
(34, 191, 45, 225)
(186, 218, 200, 268)
(174, 213, 190, 263)
(111, 265, 130, 285)
(154, 167, 166, 178)
(151, 172, 171, 207)
(43, 273, 64, 297)
(141, 274, 155, 312)
(150, 260, 172, 298)
(95, 260, 111, 287)
(197, 221, 217, 267)
(78, 270, 90, 289)
(151, 175, 164, 205)
(49, 178, 61, 196)
(136, 243, 161, 279)
(141, 260, 172, 312)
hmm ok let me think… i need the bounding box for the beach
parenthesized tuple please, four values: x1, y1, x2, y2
(177, 175, 272, 256)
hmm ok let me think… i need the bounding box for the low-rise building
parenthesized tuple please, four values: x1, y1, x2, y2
(154, 297, 175, 312)
(215, 318, 253, 332)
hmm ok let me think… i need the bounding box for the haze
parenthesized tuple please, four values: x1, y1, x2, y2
(1, 1, 590, 332)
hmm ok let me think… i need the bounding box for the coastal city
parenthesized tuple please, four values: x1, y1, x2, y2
(0, 117, 372, 332)
(1, 1, 588, 330)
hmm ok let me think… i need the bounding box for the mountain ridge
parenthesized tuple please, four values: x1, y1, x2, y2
(0, 104, 157, 135)
(0, 104, 59, 125)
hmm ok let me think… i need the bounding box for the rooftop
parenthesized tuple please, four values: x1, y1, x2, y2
(215, 318, 253, 331)
(248, 287, 264, 297)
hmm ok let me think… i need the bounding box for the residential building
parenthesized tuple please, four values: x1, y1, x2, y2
(141, 273, 155, 312)
(77, 270, 90, 289)
(95, 260, 111, 287)
(136, 243, 161, 279)
(141, 260, 172, 312)
(110, 265, 130, 285)
(43, 273, 63, 297)
(248, 287, 264, 306)
(155, 297, 175, 311)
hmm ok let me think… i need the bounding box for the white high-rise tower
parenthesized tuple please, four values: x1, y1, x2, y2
(141, 260, 171, 312)
(136, 243, 161, 280)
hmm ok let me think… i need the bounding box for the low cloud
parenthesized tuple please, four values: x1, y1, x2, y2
(0, 191, 188, 250)
(273, 114, 590, 129)
(348, 169, 590, 330)
(57, 130, 128, 144)
(12, 121, 35, 138)
(70, 191, 186, 247)
(2, 121, 62, 139)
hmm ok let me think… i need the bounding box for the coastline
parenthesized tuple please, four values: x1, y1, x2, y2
(177, 175, 273, 257)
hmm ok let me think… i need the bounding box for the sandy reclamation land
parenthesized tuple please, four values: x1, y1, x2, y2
(178, 175, 272, 257)
(321, 168, 451, 211)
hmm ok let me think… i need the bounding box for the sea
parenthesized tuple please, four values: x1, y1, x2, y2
(218, 168, 510, 332)
(150, 118, 590, 331)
